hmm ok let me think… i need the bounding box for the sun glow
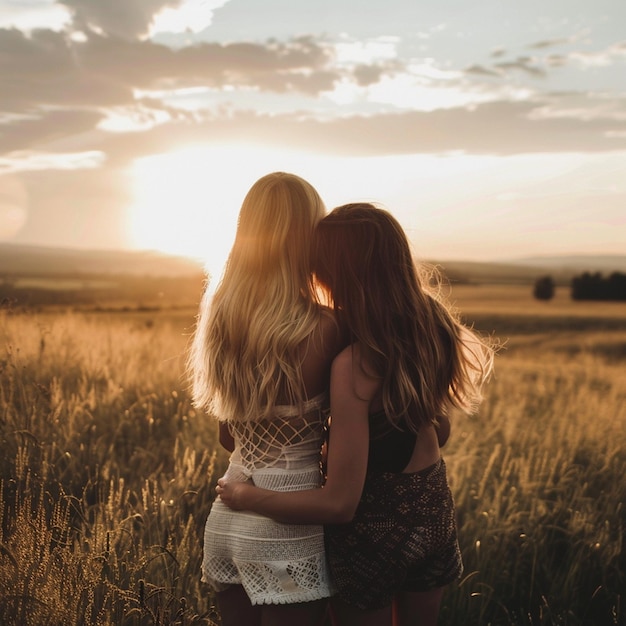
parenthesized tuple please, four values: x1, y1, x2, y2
(129, 144, 589, 282)
(128, 144, 501, 284)
(129, 144, 338, 286)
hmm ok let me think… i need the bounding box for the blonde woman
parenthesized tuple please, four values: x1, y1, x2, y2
(217, 204, 495, 626)
(189, 173, 345, 626)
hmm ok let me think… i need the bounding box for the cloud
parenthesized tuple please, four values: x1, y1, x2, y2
(570, 41, 626, 68)
(0, 28, 135, 111)
(59, 0, 183, 40)
(545, 54, 568, 68)
(149, 0, 231, 36)
(0, 27, 344, 149)
(0, 150, 105, 175)
(0, 28, 339, 114)
(528, 37, 573, 50)
(82, 98, 626, 162)
(464, 64, 500, 77)
(2, 17, 626, 162)
(0, 2, 71, 32)
(0, 109, 105, 152)
(252, 100, 626, 156)
(494, 57, 546, 78)
(353, 63, 395, 86)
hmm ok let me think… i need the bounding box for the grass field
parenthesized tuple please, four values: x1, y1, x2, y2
(0, 284, 624, 625)
(445, 287, 626, 625)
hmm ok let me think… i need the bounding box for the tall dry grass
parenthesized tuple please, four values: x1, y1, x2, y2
(443, 333, 626, 625)
(0, 309, 224, 625)
(0, 301, 624, 625)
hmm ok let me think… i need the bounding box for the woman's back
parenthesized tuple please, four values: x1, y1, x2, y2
(203, 311, 343, 605)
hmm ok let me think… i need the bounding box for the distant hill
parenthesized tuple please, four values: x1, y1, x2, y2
(1, 244, 624, 286)
(511, 255, 626, 273)
(431, 260, 549, 285)
(0, 244, 207, 309)
(0, 243, 205, 277)
(432, 255, 626, 285)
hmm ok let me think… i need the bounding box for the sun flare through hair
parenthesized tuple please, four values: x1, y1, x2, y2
(189, 172, 327, 422)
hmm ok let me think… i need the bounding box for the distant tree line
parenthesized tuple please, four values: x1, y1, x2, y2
(533, 271, 626, 301)
(571, 271, 626, 301)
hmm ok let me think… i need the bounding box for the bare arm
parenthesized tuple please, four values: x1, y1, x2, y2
(217, 346, 377, 524)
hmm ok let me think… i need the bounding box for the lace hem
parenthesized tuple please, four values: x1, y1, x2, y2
(202, 555, 335, 605)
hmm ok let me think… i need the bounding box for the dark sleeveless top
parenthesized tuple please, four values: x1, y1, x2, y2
(367, 410, 416, 473)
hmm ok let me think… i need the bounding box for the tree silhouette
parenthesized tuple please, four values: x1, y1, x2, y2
(572, 271, 626, 301)
(533, 275, 555, 301)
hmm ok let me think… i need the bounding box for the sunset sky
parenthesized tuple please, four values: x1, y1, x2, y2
(1, 0, 625, 277)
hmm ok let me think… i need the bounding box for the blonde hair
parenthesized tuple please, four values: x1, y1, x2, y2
(312, 203, 494, 431)
(189, 172, 326, 422)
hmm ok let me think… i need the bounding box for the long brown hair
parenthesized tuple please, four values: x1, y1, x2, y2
(312, 203, 493, 431)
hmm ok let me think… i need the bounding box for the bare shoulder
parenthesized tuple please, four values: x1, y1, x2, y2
(331, 344, 380, 403)
(299, 306, 346, 397)
(316, 306, 347, 355)
(331, 344, 353, 374)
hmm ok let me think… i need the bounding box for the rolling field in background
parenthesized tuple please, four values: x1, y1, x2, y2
(0, 270, 625, 624)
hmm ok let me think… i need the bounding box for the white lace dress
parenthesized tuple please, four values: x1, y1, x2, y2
(202, 393, 335, 605)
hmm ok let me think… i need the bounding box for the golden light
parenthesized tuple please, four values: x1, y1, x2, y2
(131, 143, 551, 284)
(129, 143, 335, 287)
(128, 143, 496, 283)
(0, 174, 28, 241)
